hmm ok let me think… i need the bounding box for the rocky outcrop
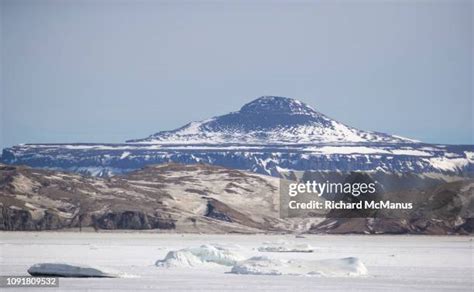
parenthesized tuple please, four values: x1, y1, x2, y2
(92, 211, 175, 230)
(0, 163, 472, 234)
(0, 163, 285, 232)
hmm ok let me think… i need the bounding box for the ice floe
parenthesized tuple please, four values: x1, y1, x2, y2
(155, 244, 367, 278)
(27, 263, 122, 278)
(257, 241, 314, 253)
(231, 256, 368, 277)
(155, 244, 245, 268)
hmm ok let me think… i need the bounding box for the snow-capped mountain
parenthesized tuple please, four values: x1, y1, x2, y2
(1, 96, 473, 176)
(128, 96, 415, 144)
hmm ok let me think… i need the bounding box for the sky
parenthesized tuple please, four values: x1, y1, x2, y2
(0, 0, 472, 149)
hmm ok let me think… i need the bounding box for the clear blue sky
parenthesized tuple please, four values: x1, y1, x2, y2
(1, 0, 472, 149)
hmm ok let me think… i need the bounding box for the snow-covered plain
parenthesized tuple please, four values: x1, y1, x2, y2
(0, 233, 472, 291)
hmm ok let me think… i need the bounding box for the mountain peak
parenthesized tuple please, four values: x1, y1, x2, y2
(127, 95, 413, 144)
(240, 96, 318, 116)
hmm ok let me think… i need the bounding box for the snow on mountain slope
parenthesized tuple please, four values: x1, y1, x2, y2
(3, 142, 472, 177)
(128, 96, 415, 144)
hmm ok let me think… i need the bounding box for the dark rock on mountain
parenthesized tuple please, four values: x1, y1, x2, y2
(91, 211, 175, 230)
(308, 178, 474, 235)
